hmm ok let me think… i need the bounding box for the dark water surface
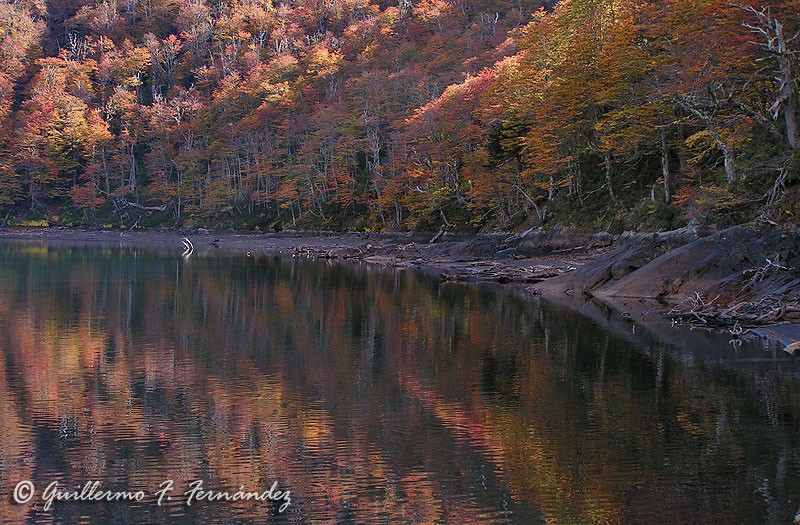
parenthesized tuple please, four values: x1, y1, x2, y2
(1, 243, 799, 524)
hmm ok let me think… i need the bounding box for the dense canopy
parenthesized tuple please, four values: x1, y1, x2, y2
(0, 0, 798, 230)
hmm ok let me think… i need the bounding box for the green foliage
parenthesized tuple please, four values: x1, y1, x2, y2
(627, 201, 684, 232)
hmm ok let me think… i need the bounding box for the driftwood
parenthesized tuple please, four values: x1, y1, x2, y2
(666, 257, 799, 328)
(429, 226, 446, 244)
(440, 264, 571, 284)
(292, 244, 368, 259)
(440, 273, 469, 282)
(666, 292, 800, 328)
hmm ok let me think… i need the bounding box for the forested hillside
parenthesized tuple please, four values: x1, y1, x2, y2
(0, 0, 798, 231)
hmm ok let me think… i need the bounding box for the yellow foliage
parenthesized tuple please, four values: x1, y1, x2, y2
(15, 219, 49, 227)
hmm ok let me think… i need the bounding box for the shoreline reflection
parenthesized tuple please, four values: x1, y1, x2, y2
(0, 244, 798, 524)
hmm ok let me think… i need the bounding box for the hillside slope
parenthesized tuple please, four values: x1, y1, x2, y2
(0, 0, 797, 231)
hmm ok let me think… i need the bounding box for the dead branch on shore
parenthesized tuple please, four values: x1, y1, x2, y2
(742, 256, 789, 291)
(429, 226, 446, 244)
(666, 292, 800, 327)
(291, 244, 369, 259)
(440, 264, 571, 284)
(666, 257, 798, 328)
(114, 196, 168, 212)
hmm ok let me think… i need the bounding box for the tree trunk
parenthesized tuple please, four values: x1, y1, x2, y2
(742, 6, 798, 151)
(675, 97, 736, 181)
(660, 128, 671, 204)
(721, 141, 736, 182)
(129, 142, 137, 195)
(774, 20, 798, 150)
(604, 152, 617, 205)
(102, 146, 110, 195)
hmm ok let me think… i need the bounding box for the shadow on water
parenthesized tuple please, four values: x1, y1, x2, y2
(0, 241, 799, 524)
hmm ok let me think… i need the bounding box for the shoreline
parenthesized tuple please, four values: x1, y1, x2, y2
(1, 226, 798, 350)
(0, 226, 605, 284)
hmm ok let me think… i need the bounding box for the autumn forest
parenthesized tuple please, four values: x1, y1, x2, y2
(0, 0, 798, 231)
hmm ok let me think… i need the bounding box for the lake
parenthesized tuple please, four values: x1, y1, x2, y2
(0, 242, 799, 524)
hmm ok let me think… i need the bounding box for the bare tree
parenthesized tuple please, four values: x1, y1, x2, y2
(739, 4, 799, 151)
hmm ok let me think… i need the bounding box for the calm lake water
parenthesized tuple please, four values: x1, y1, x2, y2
(1, 242, 799, 525)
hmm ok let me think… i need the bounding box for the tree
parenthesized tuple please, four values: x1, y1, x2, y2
(738, 4, 799, 152)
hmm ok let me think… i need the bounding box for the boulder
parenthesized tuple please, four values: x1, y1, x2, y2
(497, 224, 596, 257)
(600, 224, 799, 301)
(543, 224, 700, 294)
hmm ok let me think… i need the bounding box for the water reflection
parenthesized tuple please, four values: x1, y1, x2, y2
(0, 243, 799, 524)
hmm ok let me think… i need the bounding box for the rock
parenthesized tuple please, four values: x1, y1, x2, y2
(538, 222, 800, 329)
(497, 224, 598, 257)
(590, 231, 613, 248)
(600, 224, 796, 301)
(495, 247, 518, 257)
(544, 226, 699, 295)
(445, 237, 501, 257)
(362, 255, 396, 265)
(752, 324, 800, 345)
(784, 341, 800, 357)
(325, 246, 364, 259)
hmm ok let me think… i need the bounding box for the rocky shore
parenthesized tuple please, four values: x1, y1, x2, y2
(538, 223, 800, 339)
(0, 225, 611, 284)
(1, 223, 798, 350)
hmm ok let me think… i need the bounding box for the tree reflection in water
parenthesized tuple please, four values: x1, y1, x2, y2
(0, 243, 798, 524)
